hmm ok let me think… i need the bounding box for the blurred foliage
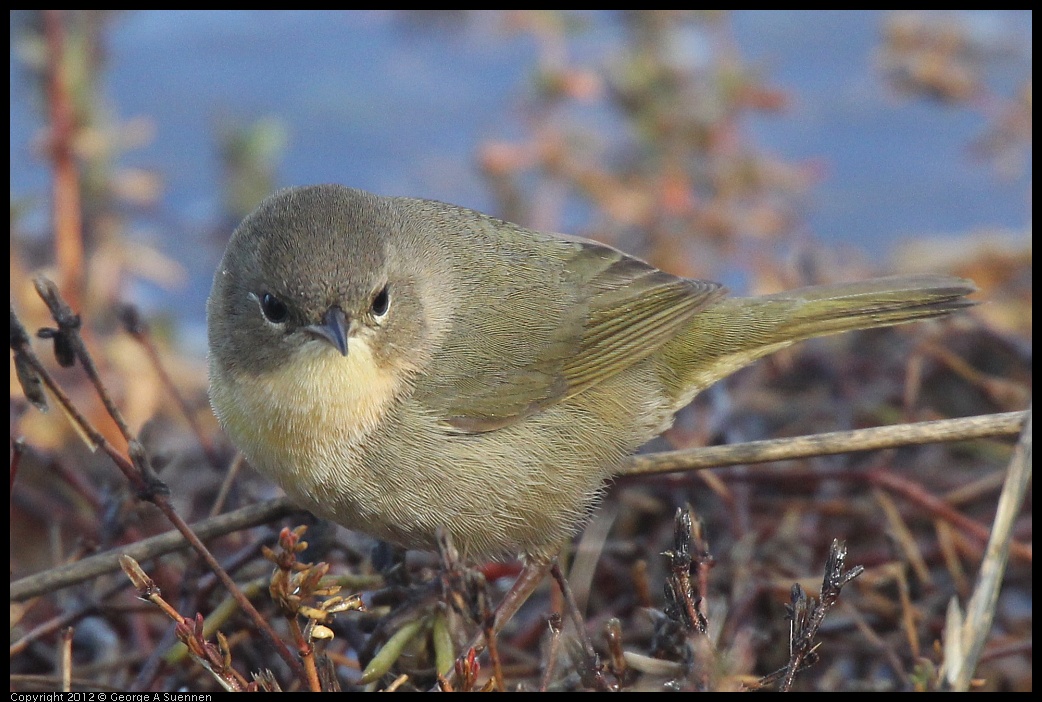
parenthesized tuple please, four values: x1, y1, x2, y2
(479, 10, 811, 285)
(878, 11, 1033, 182)
(217, 114, 289, 222)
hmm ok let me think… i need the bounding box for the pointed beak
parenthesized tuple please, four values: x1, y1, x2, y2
(305, 306, 350, 356)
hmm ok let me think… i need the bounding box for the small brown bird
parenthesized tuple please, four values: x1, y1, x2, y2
(207, 184, 975, 627)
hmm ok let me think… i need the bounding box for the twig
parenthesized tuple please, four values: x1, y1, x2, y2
(117, 303, 224, 470)
(603, 617, 628, 684)
(10, 496, 297, 601)
(11, 580, 120, 657)
(11, 285, 304, 679)
(622, 412, 1027, 476)
(775, 540, 864, 691)
(266, 528, 326, 692)
(539, 613, 564, 691)
(550, 562, 610, 691)
(871, 471, 1031, 563)
(664, 509, 709, 637)
(61, 627, 73, 692)
(662, 508, 713, 689)
(944, 407, 1032, 690)
(484, 610, 506, 692)
(436, 528, 505, 691)
(120, 556, 252, 691)
(34, 277, 135, 442)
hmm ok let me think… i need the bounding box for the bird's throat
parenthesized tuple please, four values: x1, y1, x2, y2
(210, 337, 401, 485)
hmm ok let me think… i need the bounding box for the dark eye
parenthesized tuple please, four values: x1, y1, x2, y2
(260, 292, 289, 323)
(371, 285, 390, 317)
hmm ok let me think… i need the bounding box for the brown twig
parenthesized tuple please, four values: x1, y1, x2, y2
(34, 277, 136, 442)
(116, 303, 224, 471)
(871, 470, 1031, 563)
(266, 528, 324, 692)
(120, 555, 253, 691)
(539, 612, 564, 691)
(11, 579, 120, 658)
(660, 508, 714, 689)
(603, 617, 628, 685)
(664, 508, 709, 638)
(11, 284, 305, 680)
(483, 611, 506, 692)
(773, 540, 864, 691)
(550, 562, 611, 691)
(436, 528, 505, 691)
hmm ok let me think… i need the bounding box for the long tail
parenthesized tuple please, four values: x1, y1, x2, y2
(661, 275, 976, 408)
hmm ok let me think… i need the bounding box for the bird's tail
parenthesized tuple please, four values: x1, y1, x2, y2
(661, 275, 976, 409)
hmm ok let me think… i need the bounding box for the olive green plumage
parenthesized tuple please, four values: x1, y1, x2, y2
(208, 184, 975, 558)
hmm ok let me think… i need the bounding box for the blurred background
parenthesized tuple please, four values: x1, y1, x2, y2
(9, 11, 1032, 692)
(10, 10, 1032, 351)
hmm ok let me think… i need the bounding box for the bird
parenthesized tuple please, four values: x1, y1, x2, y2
(207, 183, 976, 630)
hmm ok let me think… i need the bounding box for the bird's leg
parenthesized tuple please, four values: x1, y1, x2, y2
(439, 556, 553, 690)
(490, 555, 554, 635)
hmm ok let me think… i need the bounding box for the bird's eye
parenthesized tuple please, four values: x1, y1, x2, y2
(260, 292, 289, 323)
(371, 285, 390, 317)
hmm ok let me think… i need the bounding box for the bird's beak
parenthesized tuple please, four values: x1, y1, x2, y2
(305, 306, 350, 356)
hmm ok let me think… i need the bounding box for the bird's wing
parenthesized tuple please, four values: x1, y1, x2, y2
(411, 228, 724, 433)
